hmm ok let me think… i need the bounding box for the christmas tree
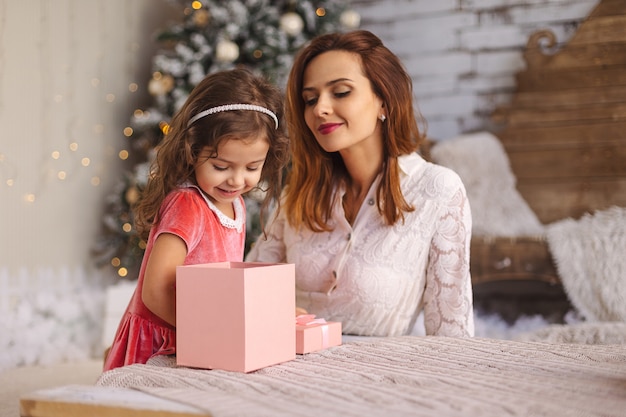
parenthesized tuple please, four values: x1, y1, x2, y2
(94, 0, 360, 279)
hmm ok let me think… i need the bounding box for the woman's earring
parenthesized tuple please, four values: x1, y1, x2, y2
(379, 115, 386, 122)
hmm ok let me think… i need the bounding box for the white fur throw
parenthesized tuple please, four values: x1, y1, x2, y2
(430, 132, 544, 237)
(546, 206, 626, 322)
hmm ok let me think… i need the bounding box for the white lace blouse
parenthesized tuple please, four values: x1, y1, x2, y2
(246, 152, 474, 337)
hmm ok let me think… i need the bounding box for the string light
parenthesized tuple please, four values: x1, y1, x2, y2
(0, 153, 17, 188)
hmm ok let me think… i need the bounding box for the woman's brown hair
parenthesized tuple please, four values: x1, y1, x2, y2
(134, 68, 290, 240)
(284, 30, 426, 232)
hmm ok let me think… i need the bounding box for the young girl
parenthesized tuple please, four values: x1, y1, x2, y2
(103, 68, 290, 372)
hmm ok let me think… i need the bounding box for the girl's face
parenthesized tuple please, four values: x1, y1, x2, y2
(194, 136, 269, 212)
(301, 50, 384, 153)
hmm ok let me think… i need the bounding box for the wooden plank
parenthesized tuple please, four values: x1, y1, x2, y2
(473, 279, 571, 323)
(516, 65, 626, 91)
(500, 102, 626, 128)
(525, 43, 626, 70)
(20, 385, 210, 417)
(470, 237, 559, 286)
(506, 143, 626, 180)
(584, 0, 626, 21)
(496, 121, 626, 147)
(568, 15, 626, 45)
(548, 43, 626, 68)
(517, 178, 626, 223)
(499, 85, 626, 109)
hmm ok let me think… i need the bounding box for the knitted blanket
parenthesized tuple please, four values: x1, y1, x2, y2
(96, 336, 626, 417)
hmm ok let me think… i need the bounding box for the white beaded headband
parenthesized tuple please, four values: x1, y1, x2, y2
(187, 103, 279, 129)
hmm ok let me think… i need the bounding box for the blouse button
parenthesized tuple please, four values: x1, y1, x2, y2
(332, 270, 337, 278)
(367, 198, 374, 206)
(347, 233, 351, 240)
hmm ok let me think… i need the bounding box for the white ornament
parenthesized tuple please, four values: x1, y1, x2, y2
(280, 12, 304, 36)
(340, 10, 361, 29)
(216, 39, 240, 63)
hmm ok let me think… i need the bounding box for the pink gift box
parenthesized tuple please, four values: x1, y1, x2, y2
(295, 315, 342, 354)
(176, 261, 296, 372)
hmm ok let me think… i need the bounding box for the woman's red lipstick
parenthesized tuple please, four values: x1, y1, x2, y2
(318, 123, 342, 135)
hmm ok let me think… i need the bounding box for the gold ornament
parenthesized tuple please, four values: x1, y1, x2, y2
(125, 186, 140, 205)
(193, 9, 210, 27)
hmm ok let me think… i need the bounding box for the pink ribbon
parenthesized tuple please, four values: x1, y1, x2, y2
(296, 314, 330, 348)
(320, 324, 329, 348)
(295, 314, 327, 326)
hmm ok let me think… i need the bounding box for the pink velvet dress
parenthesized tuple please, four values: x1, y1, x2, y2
(103, 186, 245, 372)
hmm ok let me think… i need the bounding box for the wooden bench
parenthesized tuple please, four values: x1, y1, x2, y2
(494, 0, 626, 223)
(471, 0, 626, 319)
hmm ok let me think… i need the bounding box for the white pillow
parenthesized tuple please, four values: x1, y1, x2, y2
(546, 206, 626, 322)
(430, 132, 544, 237)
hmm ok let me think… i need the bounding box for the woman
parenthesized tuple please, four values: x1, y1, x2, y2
(246, 30, 474, 337)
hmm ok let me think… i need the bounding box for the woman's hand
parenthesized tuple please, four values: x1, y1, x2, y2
(295, 307, 308, 316)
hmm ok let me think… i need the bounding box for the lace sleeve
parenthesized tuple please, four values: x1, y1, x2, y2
(422, 177, 475, 337)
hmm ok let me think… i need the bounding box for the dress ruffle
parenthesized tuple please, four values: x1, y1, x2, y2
(103, 311, 176, 372)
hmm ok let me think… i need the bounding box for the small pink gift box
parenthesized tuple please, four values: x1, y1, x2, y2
(295, 314, 342, 354)
(176, 262, 296, 372)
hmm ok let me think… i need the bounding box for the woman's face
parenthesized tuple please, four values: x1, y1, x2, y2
(301, 50, 384, 153)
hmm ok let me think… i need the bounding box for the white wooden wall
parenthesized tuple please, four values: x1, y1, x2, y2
(354, 0, 600, 140)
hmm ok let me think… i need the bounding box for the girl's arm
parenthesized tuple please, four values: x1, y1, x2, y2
(142, 232, 187, 326)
